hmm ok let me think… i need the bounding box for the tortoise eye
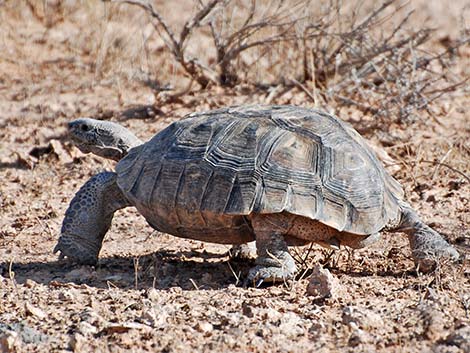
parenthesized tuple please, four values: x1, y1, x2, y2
(80, 124, 90, 132)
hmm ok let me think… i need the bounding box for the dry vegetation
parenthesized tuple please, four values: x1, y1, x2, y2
(0, 0, 469, 352)
(111, 0, 469, 123)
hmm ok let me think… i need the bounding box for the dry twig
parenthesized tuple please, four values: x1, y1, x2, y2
(107, 0, 468, 125)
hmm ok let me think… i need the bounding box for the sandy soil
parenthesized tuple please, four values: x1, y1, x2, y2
(0, 1, 469, 352)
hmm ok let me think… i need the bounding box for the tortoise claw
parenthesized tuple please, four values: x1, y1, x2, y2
(255, 278, 265, 288)
(54, 234, 99, 265)
(244, 264, 294, 287)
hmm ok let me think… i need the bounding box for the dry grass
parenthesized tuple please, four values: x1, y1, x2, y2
(4, 0, 468, 124)
(100, 0, 470, 124)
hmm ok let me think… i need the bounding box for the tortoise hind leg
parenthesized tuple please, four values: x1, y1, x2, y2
(391, 201, 459, 271)
(245, 214, 297, 286)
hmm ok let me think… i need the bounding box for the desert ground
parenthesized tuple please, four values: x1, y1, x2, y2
(0, 1, 469, 352)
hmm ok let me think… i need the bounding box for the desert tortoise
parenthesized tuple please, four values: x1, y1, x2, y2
(55, 105, 459, 283)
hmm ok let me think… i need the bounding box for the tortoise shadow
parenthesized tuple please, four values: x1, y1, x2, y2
(329, 267, 418, 278)
(0, 249, 253, 291)
(1, 248, 428, 291)
(294, 263, 419, 281)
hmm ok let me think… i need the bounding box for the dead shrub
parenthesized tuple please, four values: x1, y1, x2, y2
(107, 0, 469, 124)
(6, 0, 469, 125)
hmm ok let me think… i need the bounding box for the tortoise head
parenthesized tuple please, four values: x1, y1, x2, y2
(68, 118, 142, 161)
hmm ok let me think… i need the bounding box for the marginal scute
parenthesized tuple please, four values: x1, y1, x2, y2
(116, 105, 404, 237)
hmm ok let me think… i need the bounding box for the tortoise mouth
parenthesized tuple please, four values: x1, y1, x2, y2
(69, 132, 87, 143)
(78, 145, 92, 154)
(69, 133, 98, 153)
(73, 141, 122, 160)
(72, 140, 94, 154)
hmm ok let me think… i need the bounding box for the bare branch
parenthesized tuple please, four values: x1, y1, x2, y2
(108, 0, 467, 123)
(180, 0, 222, 48)
(110, 0, 179, 55)
(110, 0, 216, 87)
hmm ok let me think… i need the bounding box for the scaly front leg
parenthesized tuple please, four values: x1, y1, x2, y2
(54, 172, 131, 265)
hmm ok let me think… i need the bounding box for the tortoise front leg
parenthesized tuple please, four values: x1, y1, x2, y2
(54, 172, 131, 265)
(245, 214, 297, 286)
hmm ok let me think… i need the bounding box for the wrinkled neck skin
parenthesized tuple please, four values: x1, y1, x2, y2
(77, 132, 142, 161)
(107, 131, 143, 160)
(76, 135, 142, 161)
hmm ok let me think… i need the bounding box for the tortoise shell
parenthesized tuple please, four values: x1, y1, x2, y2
(116, 105, 403, 241)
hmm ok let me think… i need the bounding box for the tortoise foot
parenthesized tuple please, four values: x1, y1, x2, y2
(410, 228, 460, 272)
(54, 234, 99, 265)
(245, 261, 296, 287)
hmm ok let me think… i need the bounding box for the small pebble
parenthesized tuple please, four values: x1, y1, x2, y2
(306, 265, 342, 299)
(195, 322, 213, 334)
(25, 302, 47, 319)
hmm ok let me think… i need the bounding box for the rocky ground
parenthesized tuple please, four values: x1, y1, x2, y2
(0, 1, 469, 352)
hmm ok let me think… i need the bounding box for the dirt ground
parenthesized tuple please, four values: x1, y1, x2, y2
(0, 1, 469, 352)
